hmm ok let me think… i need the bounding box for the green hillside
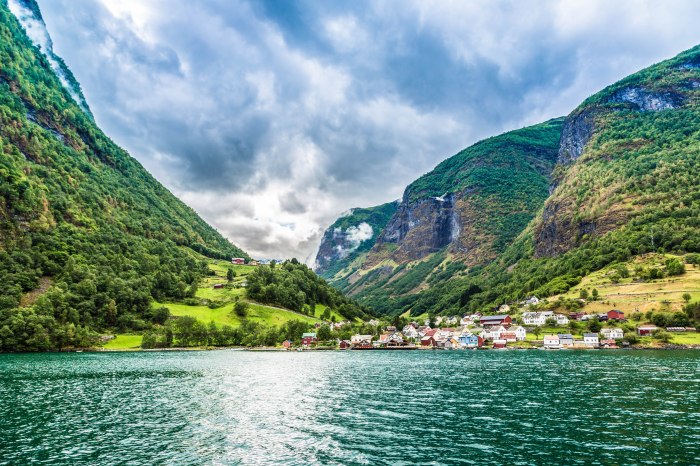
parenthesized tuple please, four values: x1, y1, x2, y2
(0, 2, 253, 350)
(404, 45, 700, 316)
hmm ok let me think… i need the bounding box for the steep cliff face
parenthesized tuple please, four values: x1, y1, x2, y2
(364, 119, 563, 270)
(534, 47, 699, 258)
(314, 201, 398, 280)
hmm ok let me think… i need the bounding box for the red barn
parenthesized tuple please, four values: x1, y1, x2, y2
(607, 310, 625, 321)
(339, 340, 351, 349)
(480, 315, 512, 328)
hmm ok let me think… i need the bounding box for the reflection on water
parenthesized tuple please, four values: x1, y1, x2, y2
(1, 350, 699, 465)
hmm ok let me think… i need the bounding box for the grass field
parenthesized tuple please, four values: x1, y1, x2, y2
(102, 334, 143, 350)
(554, 254, 700, 314)
(670, 332, 700, 345)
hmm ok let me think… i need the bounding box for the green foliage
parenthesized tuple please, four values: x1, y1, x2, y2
(665, 258, 685, 276)
(0, 3, 248, 351)
(246, 261, 370, 321)
(233, 300, 249, 318)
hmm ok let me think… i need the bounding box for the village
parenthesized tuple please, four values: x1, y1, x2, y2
(290, 297, 698, 351)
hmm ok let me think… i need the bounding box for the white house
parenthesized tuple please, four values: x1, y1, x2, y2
(583, 333, 600, 347)
(522, 311, 554, 326)
(600, 328, 624, 340)
(350, 334, 373, 347)
(512, 326, 527, 341)
(480, 325, 507, 341)
(554, 314, 570, 326)
(402, 325, 419, 339)
(543, 335, 560, 349)
(521, 296, 540, 307)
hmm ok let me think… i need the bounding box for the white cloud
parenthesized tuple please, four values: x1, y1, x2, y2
(34, 0, 700, 263)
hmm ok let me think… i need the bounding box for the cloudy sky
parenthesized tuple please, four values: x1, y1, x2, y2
(36, 0, 700, 262)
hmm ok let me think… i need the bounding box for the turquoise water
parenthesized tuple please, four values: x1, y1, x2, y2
(1, 350, 699, 465)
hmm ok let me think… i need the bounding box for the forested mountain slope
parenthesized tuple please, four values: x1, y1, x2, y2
(0, 0, 251, 350)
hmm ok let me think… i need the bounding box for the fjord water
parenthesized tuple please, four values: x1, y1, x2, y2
(1, 351, 698, 465)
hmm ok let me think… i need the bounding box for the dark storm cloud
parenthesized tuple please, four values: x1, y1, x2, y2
(34, 0, 700, 259)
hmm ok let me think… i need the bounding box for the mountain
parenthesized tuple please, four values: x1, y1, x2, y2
(317, 45, 700, 317)
(318, 119, 564, 313)
(314, 201, 398, 281)
(0, 1, 249, 350)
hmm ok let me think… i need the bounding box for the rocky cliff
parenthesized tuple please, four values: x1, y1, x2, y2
(314, 201, 398, 280)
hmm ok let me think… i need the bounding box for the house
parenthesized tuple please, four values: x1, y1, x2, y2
(421, 335, 437, 347)
(597, 314, 609, 322)
(543, 335, 560, 349)
(498, 304, 511, 313)
(583, 333, 599, 347)
(522, 311, 553, 326)
(493, 339, 507, 349)
(385, 326, 397, 332)
(301, 332, 317, 347)
(351, 334, 373, 348)
(282, 340, 292, 349)
(402, 325, 419, 339)
(638, 324, 659, 336)
(378, 332, 405, 347)
(520, 296, 540, 307)
(457, 333, 483, 348)
(512, 326, 527, 341)
(558, 333, 574, 347)
(417, 325, 430, 336)
(479, 315, 512, 328)
(339, 340, 351, 349)
(600, 339, 618, 348)
(460, 316, 473, 326)
(248, 260, 259, 266)
(231, 258, 245, 265)
(480, 325, 507, 341)
(213, 284, 224, 289)
(600, 328, 624, 340)
(501, 331, 517, 343)
(569, 312, 586, 321)
(554, 314, 570, 326)
(607, 310, 625, 321)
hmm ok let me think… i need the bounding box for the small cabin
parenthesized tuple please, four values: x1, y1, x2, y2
(213, 284, 224, 289)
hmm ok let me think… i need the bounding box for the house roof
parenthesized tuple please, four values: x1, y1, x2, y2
(302, 332, 317, 338)
(583, 333, 599, 338)
(557, 334, 573, 339)
(480, 314, 510, 321)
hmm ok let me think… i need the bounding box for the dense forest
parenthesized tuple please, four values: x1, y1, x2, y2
(247, 260, 370, 321)
(0, 2, 249, 351)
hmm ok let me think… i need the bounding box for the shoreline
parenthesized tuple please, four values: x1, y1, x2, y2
(4, 343, 698, 354)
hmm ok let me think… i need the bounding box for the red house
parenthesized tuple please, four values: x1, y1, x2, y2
(231, 258, 245, 265)
(480, 315, 512, 328)
(339, 340, 351, 349)
(213, 284, 224, 289)
(282, 340, 292, 349)
(301, 332, 317, 346)
(421, 335, 437, 347)
(607, 310, 625, 321)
